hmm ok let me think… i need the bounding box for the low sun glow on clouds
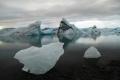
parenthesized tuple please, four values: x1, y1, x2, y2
(0, 0, 120, 28)
(0, 26, 4, 29)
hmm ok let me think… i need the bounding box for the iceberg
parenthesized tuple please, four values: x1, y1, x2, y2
(57, 19, 101, 41)
(89, 25, 101, 39)
(0, 28, 15, 35)
(11, 21, 41, 36)
(84, 46, 101, 58)
(14, 42, 64, 75)
(57, 18, 80, 40)
(80, 25, 101, 39)
(111, 28, 120, 35)
(0, 21, 41, 37)
(100, 28, 120, 36)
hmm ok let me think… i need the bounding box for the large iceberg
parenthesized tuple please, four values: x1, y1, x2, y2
(0, 21, 41, 37)
(57, 18, 80, 40)
(84, 46, 101, 58)
(57, 19, 101, 41)
(14, 42, 64, 75)
(0, 28, 15, 35)
(11, 21, 41, 36)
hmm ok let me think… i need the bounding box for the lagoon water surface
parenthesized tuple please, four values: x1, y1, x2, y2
(0, 35, 120, 80)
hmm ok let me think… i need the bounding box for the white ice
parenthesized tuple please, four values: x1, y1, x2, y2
(84, 46, 101, 58)
(14, 42, 64, 75)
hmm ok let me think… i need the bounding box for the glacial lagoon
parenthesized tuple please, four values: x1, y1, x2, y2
(0, 35, 120, 80)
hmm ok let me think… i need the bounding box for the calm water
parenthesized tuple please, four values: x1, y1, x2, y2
(0, 35, 120, 80)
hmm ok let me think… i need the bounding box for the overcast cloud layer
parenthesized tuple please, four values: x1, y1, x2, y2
(0, 0, 120, 28)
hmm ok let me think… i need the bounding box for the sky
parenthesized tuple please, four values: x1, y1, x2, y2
(0, 0, 120, 28)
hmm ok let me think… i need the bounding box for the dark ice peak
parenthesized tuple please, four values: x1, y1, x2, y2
(59, 18, 73, 31)
(92, 25, 97, 29)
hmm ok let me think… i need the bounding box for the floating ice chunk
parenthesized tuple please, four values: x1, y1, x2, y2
(14, 42, 64, 75)
(84, 46, 101, 58)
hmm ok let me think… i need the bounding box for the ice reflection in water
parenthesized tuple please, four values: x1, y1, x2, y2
(75, 35, 120, 46)
(53, 35, 120, 80)
(1, 34, 120, 80)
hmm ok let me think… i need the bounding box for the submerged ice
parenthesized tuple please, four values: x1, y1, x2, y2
(14, 42, 64, 75)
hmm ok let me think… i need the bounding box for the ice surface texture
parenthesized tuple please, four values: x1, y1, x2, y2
(84, 46, 101, 58)
(14, 42, 64, 75)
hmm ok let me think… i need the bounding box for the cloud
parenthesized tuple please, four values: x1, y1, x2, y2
(0, 0, 120, 28)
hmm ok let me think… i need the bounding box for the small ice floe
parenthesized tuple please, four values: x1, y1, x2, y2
(84, 46, 101, 58)
(14, 42, 64, 75)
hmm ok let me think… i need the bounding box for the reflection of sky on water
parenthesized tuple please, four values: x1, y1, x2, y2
(1, 34, 120, 76)
(76, 38, 97, 45)
(75, 35, 120, 46)
(0, 41, 3, 44)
